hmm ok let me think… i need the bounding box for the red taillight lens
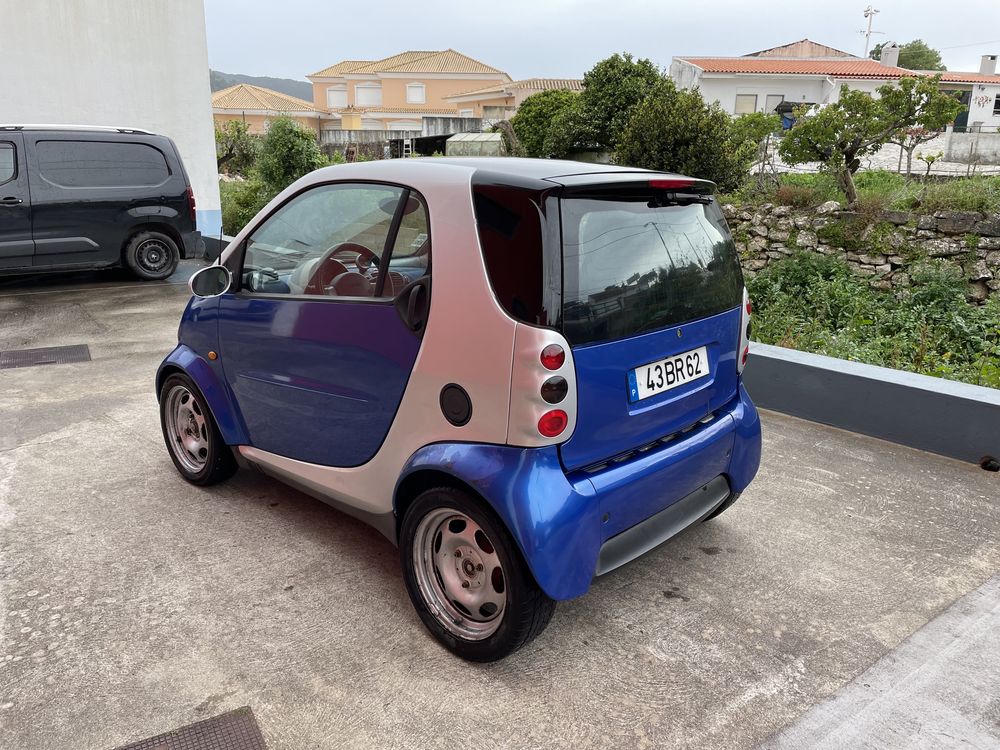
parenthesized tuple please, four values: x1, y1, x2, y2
(742, 346, 749, 366)
(537, 409, 568, 438)
(746, 299, 752, 316)
(540, 344, 565, 371)
(186, 186, 196, 224)
(649, 178, 694, 190)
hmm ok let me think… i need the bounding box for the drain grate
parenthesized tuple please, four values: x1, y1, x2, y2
(113, 707, 267, 750)
(0, 344, 91, 369)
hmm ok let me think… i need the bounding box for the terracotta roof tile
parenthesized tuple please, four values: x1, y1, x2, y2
(309, 49, 509, 78)
(939, 71, 1000, 84)
(676, 57, 912, 78)
(450, 78, 583, 98)
(211, 84, 320, 112)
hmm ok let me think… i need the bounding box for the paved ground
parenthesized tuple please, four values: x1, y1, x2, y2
(1, 265, 998, 749)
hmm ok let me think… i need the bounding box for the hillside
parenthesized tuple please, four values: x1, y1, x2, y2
(209, 70, 313, 101)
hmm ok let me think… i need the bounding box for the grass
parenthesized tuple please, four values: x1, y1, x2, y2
(728, 171, 1000, 215)
(748, 252, 1000, 389)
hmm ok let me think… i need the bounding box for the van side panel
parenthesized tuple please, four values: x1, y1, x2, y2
(20, 131, 190, 270)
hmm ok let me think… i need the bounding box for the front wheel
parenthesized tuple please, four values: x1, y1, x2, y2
(159, 373, 237, 486)
(400, 487, 556, 662)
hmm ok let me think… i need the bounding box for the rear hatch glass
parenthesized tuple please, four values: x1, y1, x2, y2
(557, 190, 744, 472)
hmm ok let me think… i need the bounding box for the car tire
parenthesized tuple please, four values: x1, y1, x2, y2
(125, 230, 180, 281)
(702, 491, 741, 522)
(159, 373, 237, 486)
(400, 486, 556, 662)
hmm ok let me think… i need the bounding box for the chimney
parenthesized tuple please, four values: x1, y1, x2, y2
(981, 55, 998, 76)
(879, 42, 900, 68)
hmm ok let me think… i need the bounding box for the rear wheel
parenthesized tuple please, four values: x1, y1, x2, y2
(125, 230, 180, 280)
(159, 373, 237, 486)
(702, 492, 741, 522)
(400, 487, 555, 662)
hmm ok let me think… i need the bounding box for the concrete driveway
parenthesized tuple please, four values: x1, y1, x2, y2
(1, 265, 998, 749)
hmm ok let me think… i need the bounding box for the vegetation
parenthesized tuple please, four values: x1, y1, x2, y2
(215, 120, 259, 175)
(726, 170, 1000, 215)
(869, 40, 946, 71)
(219, 116, 333, 235)
(579, 53, 662, 150)
(749, 253, 1000, 388)
(616, 80, 754, 192)
(510, 89, 579, 157)
(779, 76, 963, 204)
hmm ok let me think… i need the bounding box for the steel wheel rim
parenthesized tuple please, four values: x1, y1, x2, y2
(412, 508, 507, 641)
(136, 239, 172, 273)
(164, 385, 209, 473)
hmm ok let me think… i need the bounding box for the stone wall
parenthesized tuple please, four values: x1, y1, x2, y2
(722, 201, 1000, 301)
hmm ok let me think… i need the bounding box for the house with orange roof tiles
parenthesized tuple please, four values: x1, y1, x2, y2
(212, 84, 325, 135)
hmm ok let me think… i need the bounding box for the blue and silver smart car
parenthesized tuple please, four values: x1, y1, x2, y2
(157, 158, 761, 661)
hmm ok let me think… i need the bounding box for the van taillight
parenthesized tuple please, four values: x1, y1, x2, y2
(538, 410, 568, 438)
(186, 186, 196, 224)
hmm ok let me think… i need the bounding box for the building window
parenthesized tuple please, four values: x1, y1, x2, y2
(994, 94, 1000, 115)
(355, 83, 382, 107)
(406, 83, 426, 104)
(326, 85, 347, 109)
(734, 94, 757, 114)
(765, 94, 784, 113)
(458, 108, 474, 118)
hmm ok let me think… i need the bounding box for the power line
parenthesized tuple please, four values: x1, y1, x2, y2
(938, 39, 1000, 51)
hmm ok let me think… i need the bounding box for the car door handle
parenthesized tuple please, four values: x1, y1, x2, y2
(0, 197, 23, 206)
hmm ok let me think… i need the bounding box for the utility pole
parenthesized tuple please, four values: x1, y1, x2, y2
(862, 6, 881, 58)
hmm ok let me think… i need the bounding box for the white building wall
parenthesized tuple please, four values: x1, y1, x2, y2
(0, 0, 221, 236)
(693, 75, 830, 114)
(967, 84, 1000, 128)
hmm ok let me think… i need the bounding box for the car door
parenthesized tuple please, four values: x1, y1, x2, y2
(0, 133, 34, 270)
(217, 181, 431, 467)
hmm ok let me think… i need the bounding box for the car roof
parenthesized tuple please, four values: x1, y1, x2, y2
(425, 157, 653, 181)
(0, 124, 156, 135)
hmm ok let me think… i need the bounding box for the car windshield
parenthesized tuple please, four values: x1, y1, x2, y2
(559, 197, 743, 345)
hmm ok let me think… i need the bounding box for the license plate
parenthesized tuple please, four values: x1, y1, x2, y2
(627, 346, 709, 403)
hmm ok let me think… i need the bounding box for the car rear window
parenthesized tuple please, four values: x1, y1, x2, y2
(560, 196, 743, 346)
(36, 140, 170, 188)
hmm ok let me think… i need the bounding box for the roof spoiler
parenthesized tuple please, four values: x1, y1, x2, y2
(551, 171, 717, 197)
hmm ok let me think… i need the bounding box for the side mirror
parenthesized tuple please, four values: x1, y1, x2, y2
(189, 264, 232, 298)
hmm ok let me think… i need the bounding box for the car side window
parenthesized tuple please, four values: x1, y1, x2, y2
(0, 143, 15, 185)
(241, 182, 423, 299)
(380, 193, 430, 297)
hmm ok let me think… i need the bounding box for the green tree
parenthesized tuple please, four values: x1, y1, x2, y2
(870, 39, 946, 70)
(882, 75, 964, 176)
(256, 116, 327, 194)
(615, 79, 747, 192)
(510, 89, 579, 157)
(215, 120, 259, 175)
(581, 53, 662, 149)
(542, 96, 600, 157)
(780, 77, 964, 204)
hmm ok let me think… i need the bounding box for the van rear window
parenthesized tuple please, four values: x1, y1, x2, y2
(560, 197, 742, 345)
(36, 140, 170, 188)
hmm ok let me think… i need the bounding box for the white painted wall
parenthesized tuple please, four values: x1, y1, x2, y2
(0, 0, 221, 236)
(967, 84, 1000, 128)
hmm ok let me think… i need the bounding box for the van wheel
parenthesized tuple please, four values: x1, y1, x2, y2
(125, 231, 180, 280)
(400, 487, 556, 662)
(159, 373, 237, 486)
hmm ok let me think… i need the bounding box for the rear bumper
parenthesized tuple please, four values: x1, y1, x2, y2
(396, 382, 761, 601)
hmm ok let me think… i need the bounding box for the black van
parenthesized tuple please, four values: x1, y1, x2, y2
(0, 125, 203, 280)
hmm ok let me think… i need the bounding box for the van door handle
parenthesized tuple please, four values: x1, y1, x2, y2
(0, 197, 23, 206)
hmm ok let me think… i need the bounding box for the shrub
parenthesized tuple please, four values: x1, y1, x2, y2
(511, 89, 579, 157)
(748, 253, 1000, 388)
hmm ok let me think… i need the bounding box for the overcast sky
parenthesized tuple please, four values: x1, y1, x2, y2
(204, 0, 1000, 81)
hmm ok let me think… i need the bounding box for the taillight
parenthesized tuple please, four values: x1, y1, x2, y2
(540, 344, 565, 371)
(738, 287, 751, 374)
(538, 409, 568, 438)
(649, 178, 694, 190)
(186, 186, 196, 224)
(540, 376, 568, 404)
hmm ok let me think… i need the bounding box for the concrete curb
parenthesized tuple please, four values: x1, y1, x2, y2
(743, 342, 1000, 465)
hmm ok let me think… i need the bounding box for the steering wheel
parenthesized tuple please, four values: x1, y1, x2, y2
(328, 242, 380, 272)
